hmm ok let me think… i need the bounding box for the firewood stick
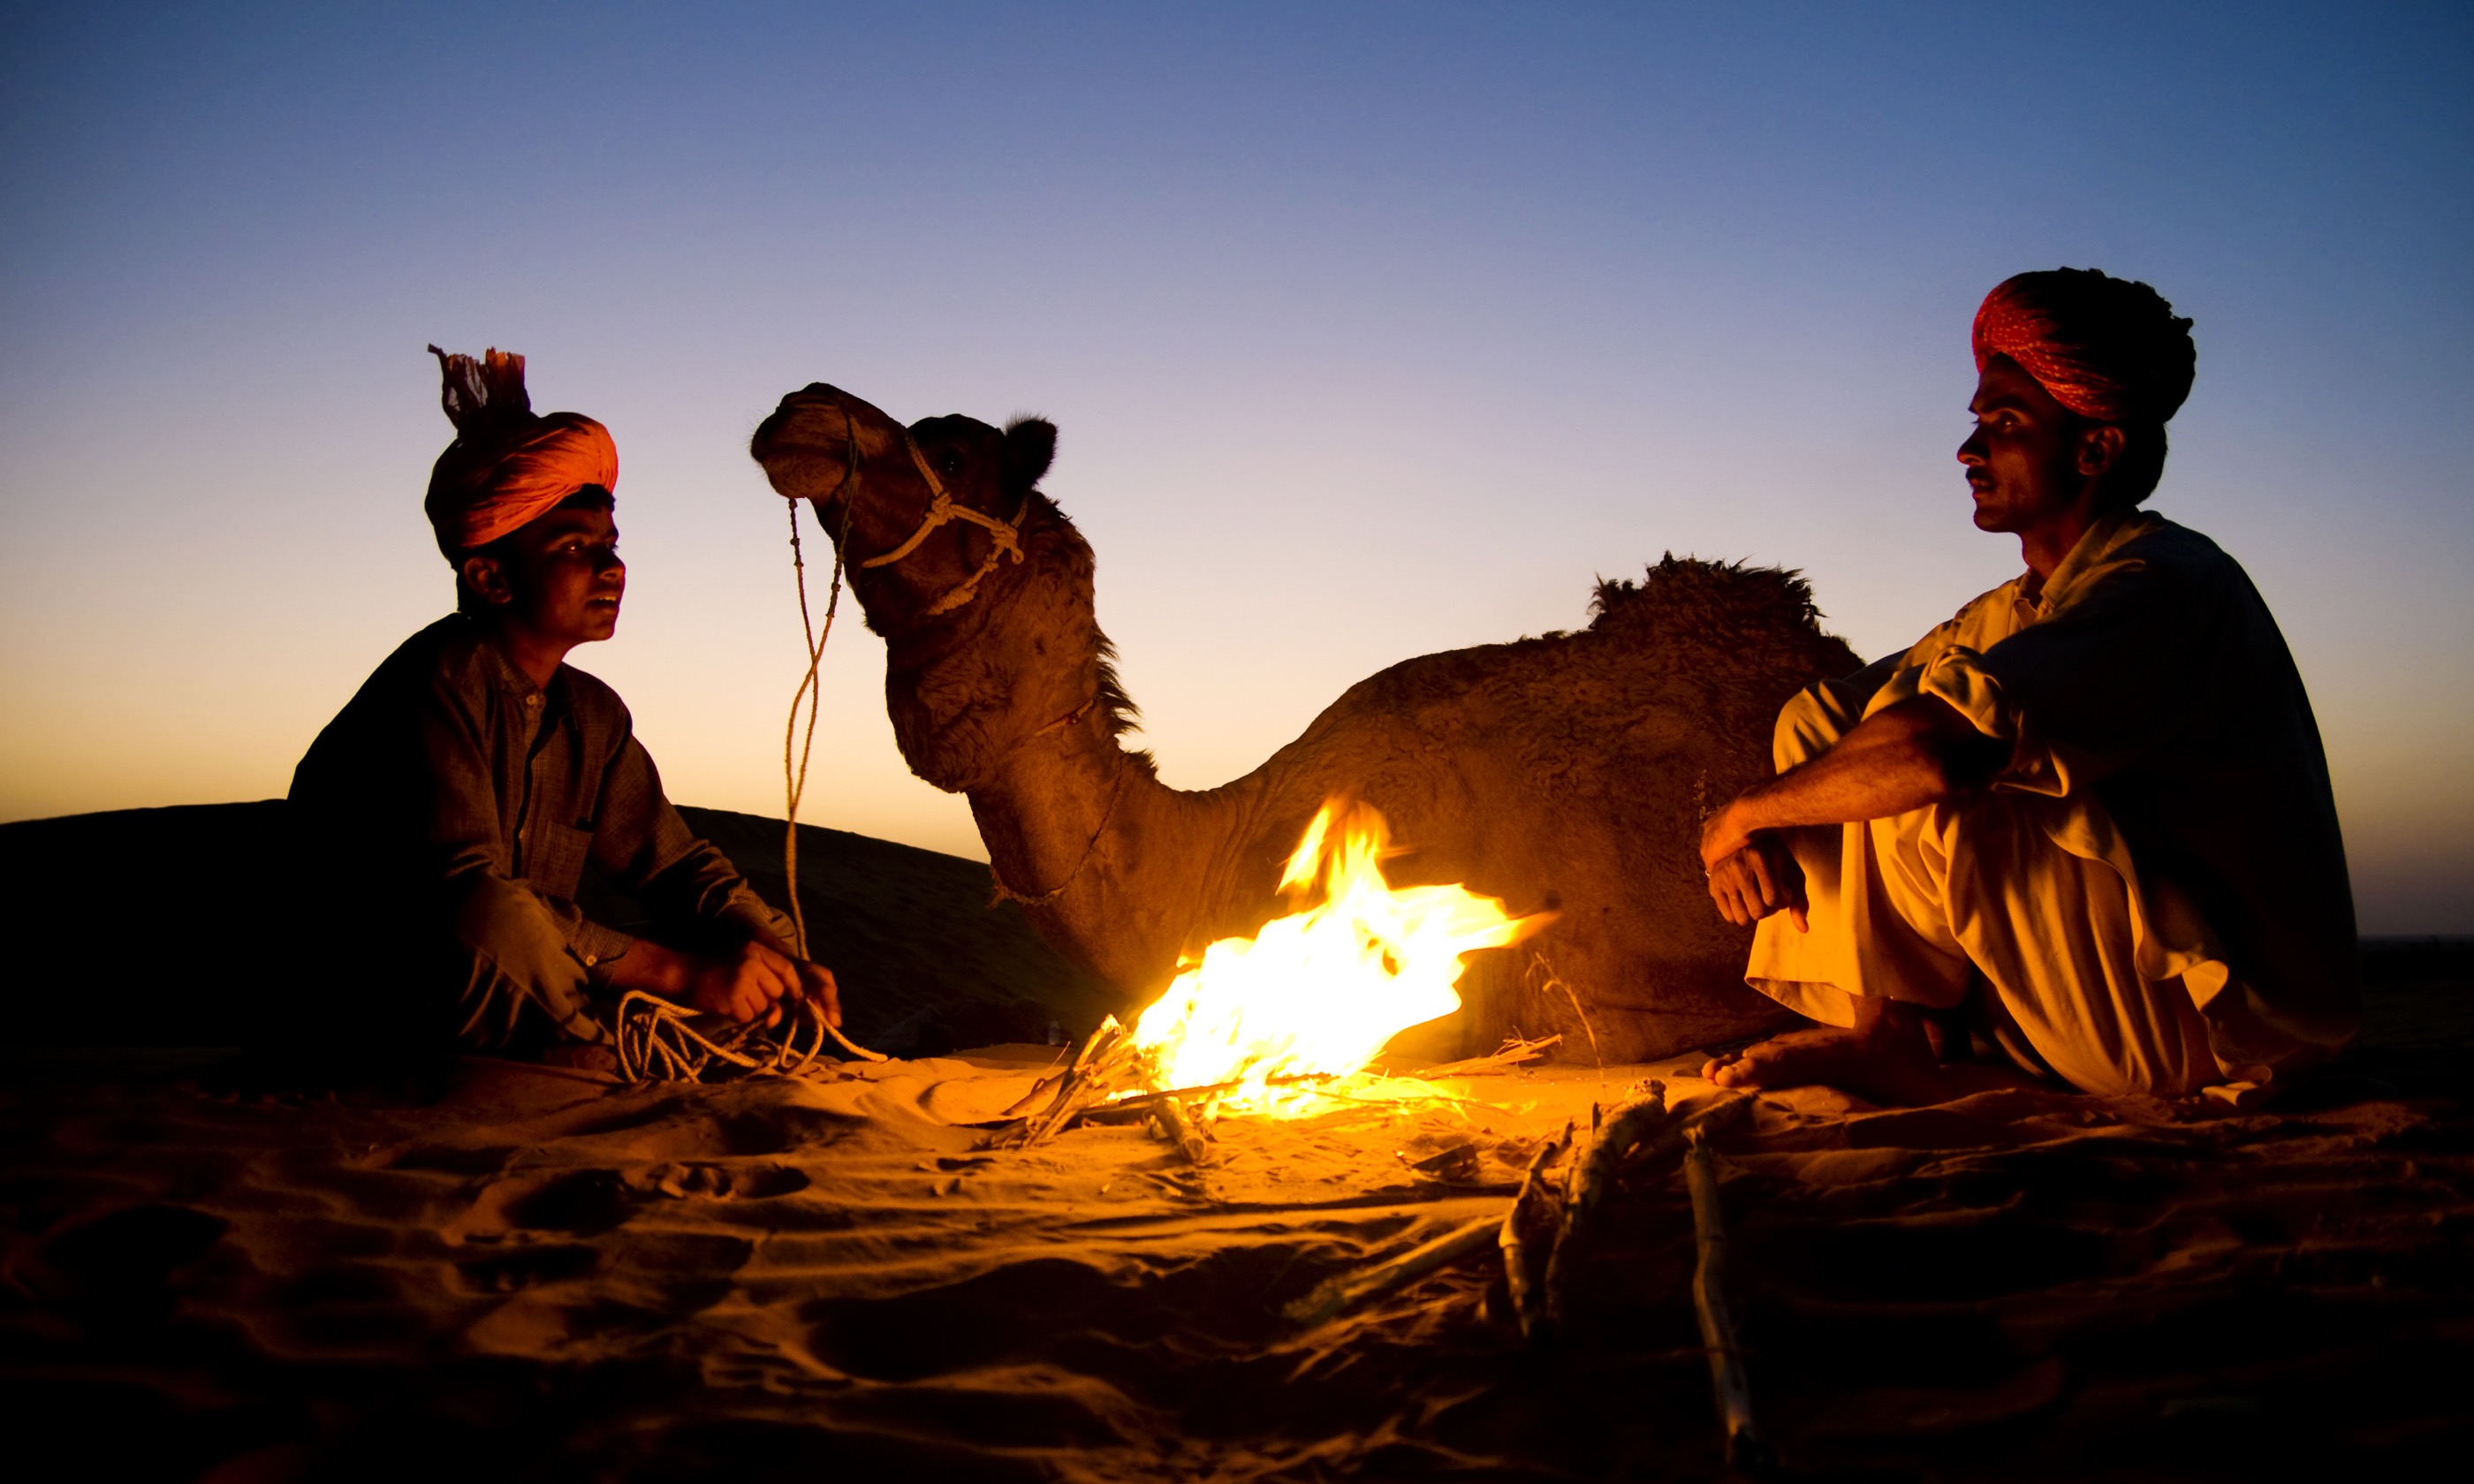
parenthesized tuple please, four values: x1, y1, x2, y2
(1565, 1083, 1670, 1223)
(1283, 1213, 1505, 1327)
(1542, 1081, 1669, 1329)
(1415, 1034, 1564, 1079)
(1149, 1095, 1215, 1165)
(1685, 1127, 1764, 1472)
(1499, 1120, 1572, 1340)
(1002, 1032, 1108, 1118)
(1631, 1089, 1756, 1171)
(1088, 1071, 1338, 1117)
(1016, 1015, 1132, 1145)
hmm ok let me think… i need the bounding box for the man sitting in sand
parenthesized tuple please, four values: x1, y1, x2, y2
(289, 346, 839, 1055)
(1698, 269, 2357, 1103)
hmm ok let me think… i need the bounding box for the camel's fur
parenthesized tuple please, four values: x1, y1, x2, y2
(750, 385, 1862, 1063)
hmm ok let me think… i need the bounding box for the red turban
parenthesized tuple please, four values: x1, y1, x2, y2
(423, 346, 618, 559)
(1971, 269, 2197, 425)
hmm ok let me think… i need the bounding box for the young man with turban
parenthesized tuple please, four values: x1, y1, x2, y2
(289, 347, 839, 1054)
(1699, 269, 2356, 1103)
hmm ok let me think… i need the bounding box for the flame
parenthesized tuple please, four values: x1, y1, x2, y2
(1124, 800, 1542, 1112)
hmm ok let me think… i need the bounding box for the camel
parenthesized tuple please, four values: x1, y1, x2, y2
(748, 385, 1862, 1064)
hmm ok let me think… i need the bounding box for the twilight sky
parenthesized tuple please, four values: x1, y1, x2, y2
(3, 2, 2468, 932)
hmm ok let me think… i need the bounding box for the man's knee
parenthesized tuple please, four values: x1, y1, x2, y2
(1774, 654, 1904, 771)
(1773, 684, 1853, 771)
(446, 882, 596, 1049)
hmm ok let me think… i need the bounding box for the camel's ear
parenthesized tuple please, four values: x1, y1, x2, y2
(1003, 417, 1056, 493)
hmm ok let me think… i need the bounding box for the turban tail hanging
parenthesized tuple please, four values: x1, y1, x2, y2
(1971, 269, 2197, 426)
(424, 346, 618, 559)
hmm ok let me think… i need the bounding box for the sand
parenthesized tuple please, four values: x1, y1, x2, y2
(5, 805, 2469, 1476)
(7, 1012, 2472, 1482)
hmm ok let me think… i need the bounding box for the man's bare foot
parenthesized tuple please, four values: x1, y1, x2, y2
(1701, 1000, 2044, 1106)
(1704, 1027, 1872, 1091)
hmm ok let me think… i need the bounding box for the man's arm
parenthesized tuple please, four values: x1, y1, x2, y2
(584, 734, 843, 1026)
(1701, 696, 2007, 928)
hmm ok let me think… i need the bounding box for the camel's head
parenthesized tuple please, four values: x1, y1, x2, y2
(749, 385, 1053, 588)
(750, 384, 1134, 791)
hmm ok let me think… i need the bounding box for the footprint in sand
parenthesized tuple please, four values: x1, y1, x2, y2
(634, 1162, 808, 1201)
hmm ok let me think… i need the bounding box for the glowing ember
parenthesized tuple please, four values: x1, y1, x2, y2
(1125, 799, 1544, 1111)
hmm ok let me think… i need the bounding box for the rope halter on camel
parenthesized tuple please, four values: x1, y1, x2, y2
(858, 430, 1029, 617)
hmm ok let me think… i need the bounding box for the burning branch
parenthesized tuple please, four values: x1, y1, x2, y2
(997, 800, 1552, 1162)
(1148, 1094, 1216, 1166)
(1007, 1016, 1139, 1147)
(1078, 1071, 1338, 1121)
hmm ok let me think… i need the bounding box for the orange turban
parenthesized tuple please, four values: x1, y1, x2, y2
(1971, 269, 2197, 425)
(423, 346, 619, 558)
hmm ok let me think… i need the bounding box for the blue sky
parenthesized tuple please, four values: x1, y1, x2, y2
(3, 2, 2468, 929)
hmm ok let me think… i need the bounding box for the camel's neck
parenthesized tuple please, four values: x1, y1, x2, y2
(869, 494, 1286, 996)
(964, 721, 1265, 996)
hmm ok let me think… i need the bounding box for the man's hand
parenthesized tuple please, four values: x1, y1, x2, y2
(1703, 795, 1805, 928)
(1700, 796, 1763, 869)
(1694, 694, 2007, 933)
(598, 931, 845, 1028)
(682, 939, 805, 1026)
(795, 959, 842, 1028)
(1706, 834, 1809, 931)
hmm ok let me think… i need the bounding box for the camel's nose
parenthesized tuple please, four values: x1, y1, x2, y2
(756, 384, 842, 450)
(750, 387, 858, 479)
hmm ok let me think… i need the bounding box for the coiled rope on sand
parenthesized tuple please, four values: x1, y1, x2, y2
(613, 991, 841, 1083)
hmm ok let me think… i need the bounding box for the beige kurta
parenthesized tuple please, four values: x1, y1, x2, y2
(1747, 509, 2359, 1097)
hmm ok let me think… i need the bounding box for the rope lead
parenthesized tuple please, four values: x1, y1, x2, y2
(769, 466, 886, 1067)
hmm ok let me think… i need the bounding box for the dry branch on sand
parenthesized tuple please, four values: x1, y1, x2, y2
(1280, 1215, 1506, 1327)
(1498, 1121, 1575, 1340)
(1629, 1088, 1756, 1174)
(1687, 1126, 1764, 1471)
(1412, 1034, 1564, 1079)
(1542, 1080, 1671, 1329)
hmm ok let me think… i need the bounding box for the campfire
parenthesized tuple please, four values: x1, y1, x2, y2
(1009, 800, 1551, 1141)
(1124, 800, 1544, 1112)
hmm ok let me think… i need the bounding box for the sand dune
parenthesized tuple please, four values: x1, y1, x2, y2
(0, 802, 1118, 1051)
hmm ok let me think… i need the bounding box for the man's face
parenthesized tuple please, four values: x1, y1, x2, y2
(1958, 356, 2084, 534)
(479, 506, 626, 646)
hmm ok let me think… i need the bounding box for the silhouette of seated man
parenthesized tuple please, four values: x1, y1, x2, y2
(289, 347, 838, 1056)
(1699, 269, 2357, 1104)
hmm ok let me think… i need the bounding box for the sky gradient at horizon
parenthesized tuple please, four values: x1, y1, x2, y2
(4, 2, 2469, 931)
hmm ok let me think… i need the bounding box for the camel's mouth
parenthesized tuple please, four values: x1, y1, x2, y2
(1066, 799, 1547, 1120)
(748, 383, 881, 501)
